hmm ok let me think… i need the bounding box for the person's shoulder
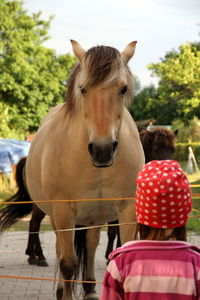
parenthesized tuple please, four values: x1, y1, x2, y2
(108, 240, 200, 260)
(108, 240, 157, 260)
(188, 244, 200, 257)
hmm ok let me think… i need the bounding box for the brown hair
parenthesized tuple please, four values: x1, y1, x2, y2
(137, 223, 187, 241)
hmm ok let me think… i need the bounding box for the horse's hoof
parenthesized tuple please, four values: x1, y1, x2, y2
(36, 259, 49, 267)
(83, 293, 98, 300)
(27, 258, 38, 265)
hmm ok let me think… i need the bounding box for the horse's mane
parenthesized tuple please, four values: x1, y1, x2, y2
(65, 45, 134, 114)
(140, 127, 176, 163)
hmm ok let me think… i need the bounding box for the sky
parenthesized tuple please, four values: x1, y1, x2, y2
(24, 0, 200, 87)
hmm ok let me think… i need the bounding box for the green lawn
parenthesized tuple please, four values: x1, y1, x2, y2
(0, 185, 52, 231)
(187, 175, 200, 234)
(0, 190, 14, 203)
(7, 220, 52, 231)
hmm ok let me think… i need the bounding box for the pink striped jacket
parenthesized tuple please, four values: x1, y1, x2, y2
(100, 240, 200, 300)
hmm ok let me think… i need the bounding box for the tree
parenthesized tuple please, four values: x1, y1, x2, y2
(129, 85, 158, 121)
(0, 0, 76, 137)
(172, 117, 200, 143)
(148, 43, 200, 124)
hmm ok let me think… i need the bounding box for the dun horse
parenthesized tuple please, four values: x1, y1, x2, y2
(105, 127, 178, 260)
(0, 40, 144, 300)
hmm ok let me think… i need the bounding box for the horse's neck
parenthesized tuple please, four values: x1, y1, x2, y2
(41, 103, 84, 132)
(50, 105, 88, 149)
(40, 103, 65, 128)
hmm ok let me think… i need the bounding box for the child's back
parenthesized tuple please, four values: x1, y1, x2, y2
(102, 240, 200, 299)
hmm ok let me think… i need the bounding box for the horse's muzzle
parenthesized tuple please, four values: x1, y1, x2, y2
(88, 141, 118, 167)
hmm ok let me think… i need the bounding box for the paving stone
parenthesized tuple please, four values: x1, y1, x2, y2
(0, 231, 108, 299)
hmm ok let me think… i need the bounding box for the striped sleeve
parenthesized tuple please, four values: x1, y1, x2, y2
(100, 260, 123, 300)
(197, 267, 200, 299)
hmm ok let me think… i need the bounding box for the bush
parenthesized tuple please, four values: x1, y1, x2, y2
(174, 142, 200, 163)
(172, 117, 200, 143)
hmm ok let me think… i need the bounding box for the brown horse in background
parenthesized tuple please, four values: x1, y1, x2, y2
(0, 40, 144, 300)
(105, 127, 178, 260)
(139, 127, 178, 163)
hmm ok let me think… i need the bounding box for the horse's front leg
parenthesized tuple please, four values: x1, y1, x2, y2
(118, 199, 137, 244)
(83, 227, 101, 300)
(53, 204, 77, 300)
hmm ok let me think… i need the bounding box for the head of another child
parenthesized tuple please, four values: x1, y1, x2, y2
(136, 160, 192, 241)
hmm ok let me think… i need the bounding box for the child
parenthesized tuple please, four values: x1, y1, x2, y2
(100, 160, 200, 300)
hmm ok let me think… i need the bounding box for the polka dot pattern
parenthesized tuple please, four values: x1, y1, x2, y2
(136, 160, 192, 229)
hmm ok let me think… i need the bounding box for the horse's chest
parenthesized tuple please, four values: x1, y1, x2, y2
(59, 166, 134, 225)
(60, 167, 118, 197)
(74, 201, 118, 225)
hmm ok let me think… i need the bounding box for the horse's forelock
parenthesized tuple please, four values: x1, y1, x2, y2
(83, 45, 120, 86)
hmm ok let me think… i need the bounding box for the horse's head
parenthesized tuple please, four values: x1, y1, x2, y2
(67, 40, 137, 167)
(140, 128, 178, 163)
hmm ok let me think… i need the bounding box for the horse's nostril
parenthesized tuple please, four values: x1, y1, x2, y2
(113, 141, 118, 153)
(88, 143, 94, 156)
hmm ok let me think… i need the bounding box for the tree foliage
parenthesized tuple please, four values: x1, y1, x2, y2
(0, 0, 76, 138)
(147, 43, 200, 124)
(129, 85, 158, 121)
(172, 117, 200, 143)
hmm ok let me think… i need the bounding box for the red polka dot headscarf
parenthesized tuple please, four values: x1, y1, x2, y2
(136, 160, 192, 228)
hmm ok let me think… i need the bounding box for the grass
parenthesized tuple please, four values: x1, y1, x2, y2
(0, 176, 52, 231)
(0, 190, 13, 201)
(7, 220, 52, 232)
(187, 172, 200, 234)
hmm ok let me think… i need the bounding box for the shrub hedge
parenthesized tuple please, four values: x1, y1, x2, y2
(174, 143, 200, 163)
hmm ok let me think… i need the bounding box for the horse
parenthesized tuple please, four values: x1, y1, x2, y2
(105, 127, 178, 260)
(1, 126, 179, 267)
(11, 126, 179, 267)
(139, 127, 178, 163)
(0, 40, 145, 300)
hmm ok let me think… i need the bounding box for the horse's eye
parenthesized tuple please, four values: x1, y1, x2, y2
(80, 86, 87, 94)
(120, 85, 128, 95)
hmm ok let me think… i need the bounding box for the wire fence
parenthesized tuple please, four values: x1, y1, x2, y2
(0, 184, 200, 286)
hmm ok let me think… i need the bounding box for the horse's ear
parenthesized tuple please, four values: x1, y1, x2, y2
(173, 129, 179, 136)
(121, 41, 137, 64)
(70, 40, 86, 63)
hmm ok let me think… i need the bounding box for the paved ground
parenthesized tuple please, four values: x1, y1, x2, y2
(0, 229, 200, 300)
(0, 229, 108, 300)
